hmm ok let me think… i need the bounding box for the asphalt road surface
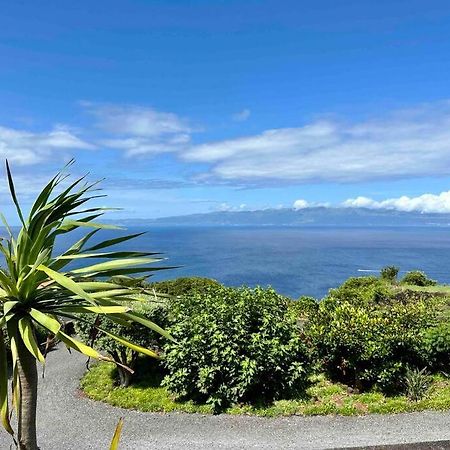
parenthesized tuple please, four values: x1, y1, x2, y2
(1, 347, 450, 449)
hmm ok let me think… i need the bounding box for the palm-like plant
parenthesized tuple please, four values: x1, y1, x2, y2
(0, 161, 172, 450)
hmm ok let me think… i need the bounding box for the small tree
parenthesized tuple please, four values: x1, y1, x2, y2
(0, 161, 172, 449)
(380, 265, 399, 282)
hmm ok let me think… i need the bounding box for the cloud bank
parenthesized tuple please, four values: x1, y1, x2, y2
(82, 102, 193, 156)
(185, 101, 450, 184)
(343, 191, 450, 213)
(4, 100, 450, 193)
(0, 125, 94, 165)
(291, 191, 450, 214)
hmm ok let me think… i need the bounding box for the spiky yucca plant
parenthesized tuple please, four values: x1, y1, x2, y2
(0, 161, 172, 450)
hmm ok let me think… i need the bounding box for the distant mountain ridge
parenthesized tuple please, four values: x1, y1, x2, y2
(112, 207, 450, 227)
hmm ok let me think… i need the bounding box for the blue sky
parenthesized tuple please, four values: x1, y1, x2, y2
(2, 0, 450, 221)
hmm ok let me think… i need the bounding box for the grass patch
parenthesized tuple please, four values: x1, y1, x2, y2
(399, 284, 450, 295)
(80, 359, 213, 414)
(80, 364, 450, 417)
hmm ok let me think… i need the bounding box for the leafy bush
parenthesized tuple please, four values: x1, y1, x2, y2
(380, 266, 399, 282)
(308, 278, 434, 392)
(401, 271, 437, 287)
(422, 322, 450, 371)
(148, 277, 222, 297)
(404, 367, 430, 401)
(292, 296, 319, 317)
(76, 299, 169, 386)
(322, 276, 394, 307)
(162, 286, 312, 410)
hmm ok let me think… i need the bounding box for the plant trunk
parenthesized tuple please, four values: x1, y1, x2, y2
(16, 338, 39, 450)
(354, 373, 363, 394)
(117, 366, 132, 387)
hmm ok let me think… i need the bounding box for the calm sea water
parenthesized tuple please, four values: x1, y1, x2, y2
(51, 226, 450, 299)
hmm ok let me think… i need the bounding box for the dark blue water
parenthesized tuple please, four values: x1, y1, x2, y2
(52, 226, 450, 299)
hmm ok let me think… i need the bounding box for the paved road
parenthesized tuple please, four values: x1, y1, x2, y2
(1, 347, 450, 450)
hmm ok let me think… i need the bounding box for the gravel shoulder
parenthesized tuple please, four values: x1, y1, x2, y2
(1, 347, 450, 449)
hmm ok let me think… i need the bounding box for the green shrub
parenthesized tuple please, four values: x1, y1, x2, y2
(423, 322, 450, 371)
(76, 299, 169, 386)
(380, 266, 399, 282)
(308, 278, 434, 392)
(401, 271, 437, 287)
(292, 296, 319, 317)
(162, 286, 312, 411)
(322, 276, 394, 307)
(289, 297, 319, 333)
(148, 277, 222, 297)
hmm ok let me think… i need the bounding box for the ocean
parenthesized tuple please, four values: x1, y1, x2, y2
(53, 225, 450, 299)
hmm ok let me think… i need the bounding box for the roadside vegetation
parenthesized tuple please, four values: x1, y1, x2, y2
(79, 270, 450, 417)
(0, 162, 172, 450)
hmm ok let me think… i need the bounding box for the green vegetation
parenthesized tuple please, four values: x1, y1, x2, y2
(148, 277, 222, 297)
(399, 284, 450, 295)
(82, 364, 450, 417)
(76, 299, 169, 387)
(163, 286, 311, 410)
(309, 276, 434, 392)
(79, 269, 450, 418)
(423, 322, 450, 371)
(82, 359, 213, 414)
(0, 162, 171, 450)
(401, 270, 437, 287)
(404, 367, 430, 402)
(380, 265, 399, 282)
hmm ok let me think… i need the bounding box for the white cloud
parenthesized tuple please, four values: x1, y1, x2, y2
(292, 191, 450, 214)
(0, 125, 95, 165)
(217, 202, 249, 212)
(183, 101, 450, 183)
(83, 102, 191, 137)
(293, 199, 310, 209)
(232, 109, 251, 122)
(343, 191, 450, 213)
(292, 199, 331, 209)
(83, 102, 193, 156)
(99, 135, 191, 156)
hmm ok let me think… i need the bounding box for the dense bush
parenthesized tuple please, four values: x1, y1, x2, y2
(380, 266, 399, 282)
(290, 296, 319, 332)
(322, 276, 394, 307)
(162, 286, 312, 410)
(308, 277, 434, 392)
(422, 322, 450, 371)
(76, 299, 169, 386)
(401, 271, 437, 287)
(148, 277, 222, 297)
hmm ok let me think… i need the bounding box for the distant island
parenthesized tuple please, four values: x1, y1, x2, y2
(112, 207, 450, 227)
